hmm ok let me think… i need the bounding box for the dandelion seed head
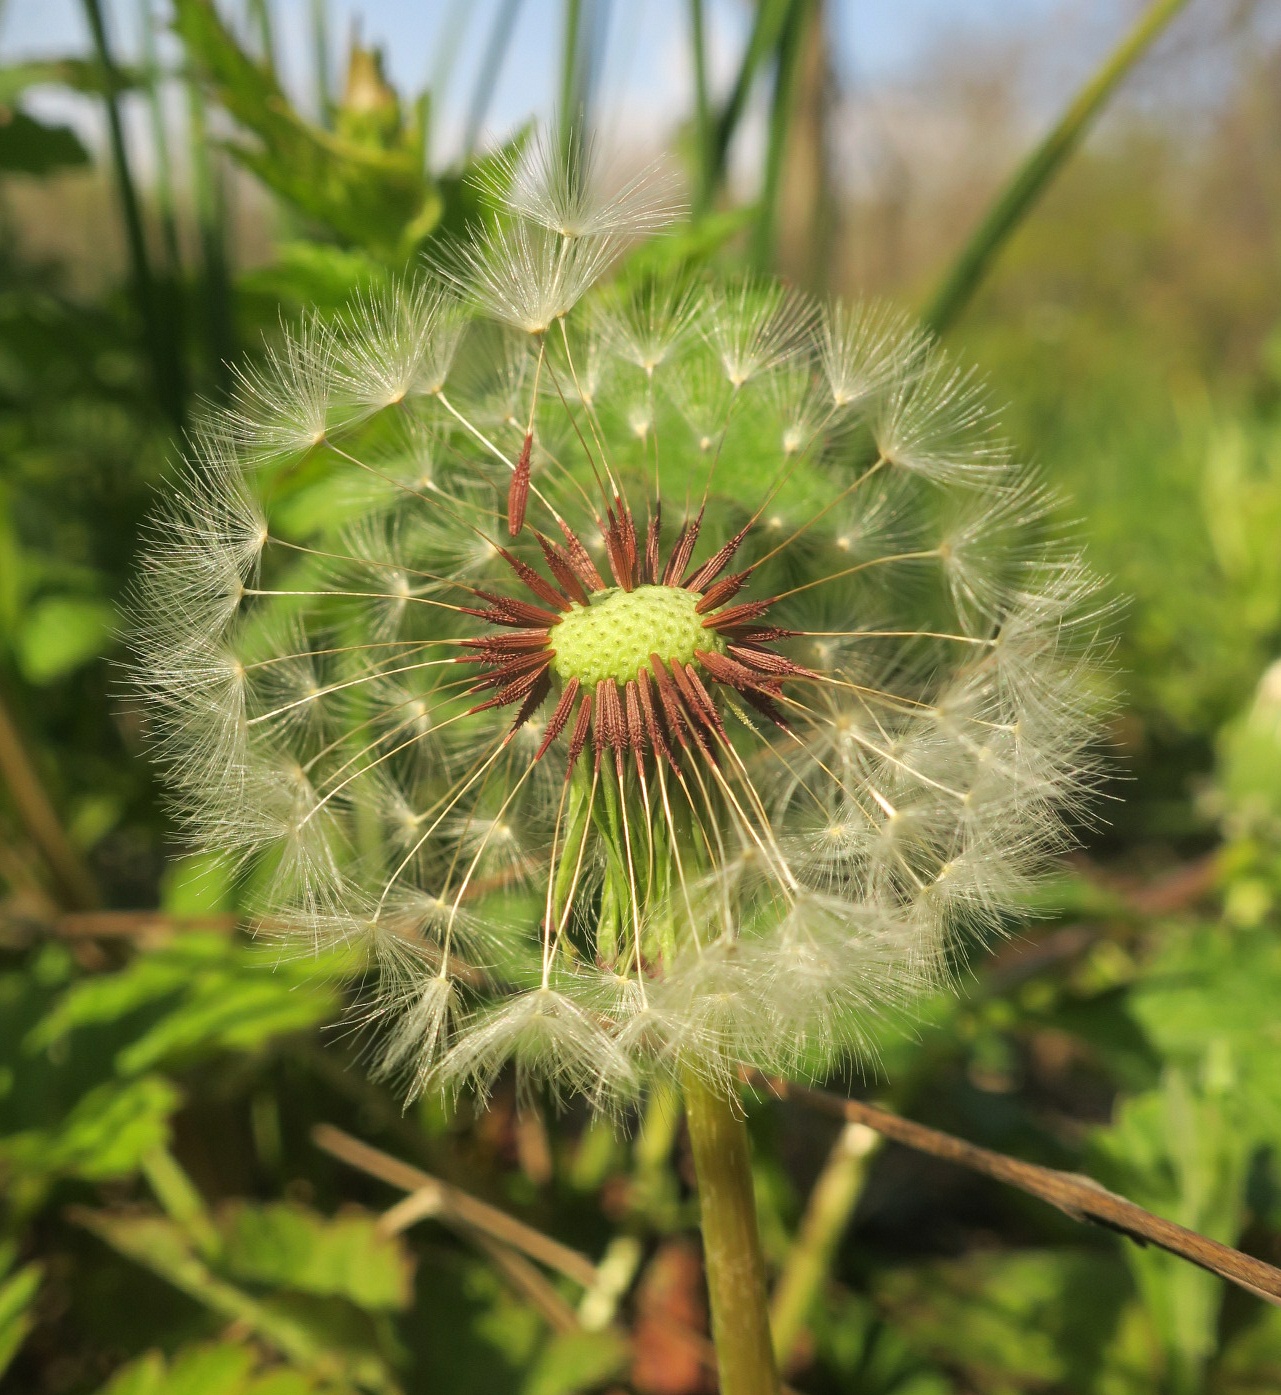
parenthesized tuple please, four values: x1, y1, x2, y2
(133, 139, 1109, 1112)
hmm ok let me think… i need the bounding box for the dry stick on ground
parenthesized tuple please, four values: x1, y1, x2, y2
(766, 1079, 1281, 1307)
(317, 1125, 583, 1333)
(54, 911, 238, 938)
(312, 1123, 599, 1288)
(317, 1123, 808, 1393)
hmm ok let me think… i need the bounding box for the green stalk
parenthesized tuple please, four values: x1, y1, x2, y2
(461, 0, 524, 159)
(245, 0, 276, 69)
(682, 1070, 780, 1395)
(688, 0, 713, 212)
(751, 0, 809, 270)
(187, 79, 234, 393)
(141, 1146, 220, 1258)
(559, 0, 584, 165)
(309, 0, 333, 127)
(81, 0, 186, 426)
(922, 0, 1192, 335)
(703, 0, 793, 210)
(137, 0, 182, 274)
(769, 1120, 878, 1365)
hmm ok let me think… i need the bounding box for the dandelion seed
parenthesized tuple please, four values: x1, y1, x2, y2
(476, 129, 683, 240)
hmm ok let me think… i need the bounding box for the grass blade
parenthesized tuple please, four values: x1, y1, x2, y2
(751, 0, 809, 269)
(702, 0, 792, 211)
(462, 0, 524, 158)
(81, 0, 187, 426)
(688, 0, 713, 211)
(922, 0, 1192, 335)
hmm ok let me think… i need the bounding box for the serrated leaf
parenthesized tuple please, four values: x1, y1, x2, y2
(218, 1203, 413, 1311)
(77, 1213, 400, 1393)
(26, 934, 231, 1050)
(875, 1249, 1135, 1395)
(236, 242, 387, 321)
(172, 0, 438, 258)
(93, 1350, 167, 1395)
(27, 932, 350, 1075)
(1, 1075, 180, 1183)
(115, 973, 341, 1074)
(1126, 923, 1281, 1137)
(93, 1344, 342, 1395)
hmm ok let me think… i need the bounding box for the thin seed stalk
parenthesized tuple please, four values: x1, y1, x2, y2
(682, 1068, 780, 1395)
(769, 1120, 878, 1365)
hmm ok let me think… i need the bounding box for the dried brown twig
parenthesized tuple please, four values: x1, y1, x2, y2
(767, 1079, 1281, 1307)
(312, 1123, 598, 1288)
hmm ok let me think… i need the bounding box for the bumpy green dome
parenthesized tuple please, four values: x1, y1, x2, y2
(550, 585, 725, 687)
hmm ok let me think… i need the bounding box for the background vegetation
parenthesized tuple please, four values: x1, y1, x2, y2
(2, 1, 1281, 1391)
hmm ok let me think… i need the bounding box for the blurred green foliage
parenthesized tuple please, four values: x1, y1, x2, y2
(2, 2, 1281, 1393)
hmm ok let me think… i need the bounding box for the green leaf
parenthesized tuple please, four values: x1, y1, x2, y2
(875, 1249, 1137, 1395)
(1126, 923, 1281, 1138)
(0, 110, 89, 175)
(172, 0, 438, 258)
(0, 1255, 41, 1377)
(0, 58, 141, 103)
(16, 594, 116, 683)
(115, 973, 341, 1074)
(218, 1203, 413, 1311)
(523, 1329, 630, 1395)
(26, 934, 231, 1050)
(614, 206, 756, 286)
(236, 242, 387, 322)
(27, 932, 349, 1074)
(1217, 1304, 1281, 1394)
(77, 1213, 400, 1393)
(160, 853, 235, 916)
(1090, 1068, 1249, 1391)
(1, 1075, 180, 1183)
(93, 1344, 341, 1395)
(93, 1350, 167, 1395)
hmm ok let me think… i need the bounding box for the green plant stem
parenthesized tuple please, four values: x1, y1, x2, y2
(81, 0, 186, 426)
(751, 0, 809, 269)
(141, 1146, 219, 1258)
(688, 0, 713, 211)
(560, 0, 584, 132)
(137, 0, 182, 275)
(309, 0, 332, 126)
(769, 1120, 878, 1365)
(462, 0, 524, 159)
(245, 0, 276, 68)
(703, 0, 794, 210)
(0, 688, 99, 910)
(682, 1071, 780, 1395)
(922, 0, 1191, 335)
(187, 78, 234, 394)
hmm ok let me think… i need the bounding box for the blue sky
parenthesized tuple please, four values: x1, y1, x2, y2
(4, 0, 1096, 164)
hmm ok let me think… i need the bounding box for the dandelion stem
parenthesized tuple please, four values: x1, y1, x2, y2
(682, 1071, 780, 1395)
